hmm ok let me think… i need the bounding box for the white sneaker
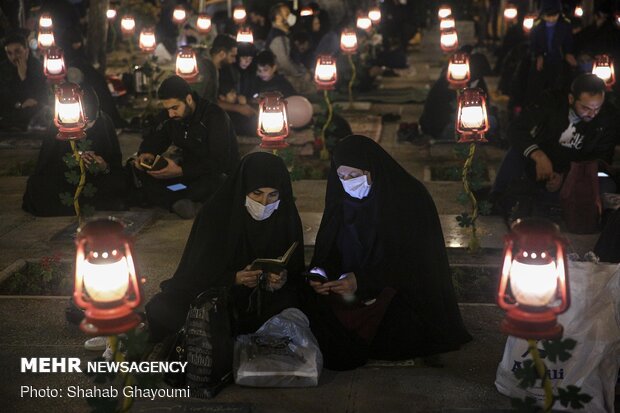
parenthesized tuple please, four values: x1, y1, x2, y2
(84, 336, 108, 351)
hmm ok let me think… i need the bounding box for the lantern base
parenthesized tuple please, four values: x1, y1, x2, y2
(501, 308, 563, 340)
(80, 311, 141, 335)
(260, 140, 289, 150)
(457, 133, 488, 143)
(56, 130, 86, 141)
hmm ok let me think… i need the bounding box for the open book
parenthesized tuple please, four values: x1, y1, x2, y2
(250, 241, 299, 274)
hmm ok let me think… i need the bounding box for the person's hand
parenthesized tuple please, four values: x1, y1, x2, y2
(134, 153, 154, 170)
(81, 151, 108, 171)
(308, 279, 331, 295)
(530, 150, 554, 181)
(16, 55, 28, 81)
(536, 56, 544, 72)
(235, 265, 263, 288)
(238, 95, 248, 105)
(147, 157, 183, 179)
(21, 98, 38, 109)
(545, 172, 563, 192)
(237, 104, 257, 117)
(323, 272, 357, 296)
(266, 269, 287, 291)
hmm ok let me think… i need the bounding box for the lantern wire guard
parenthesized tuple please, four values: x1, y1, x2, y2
(257, 91, 290, 151)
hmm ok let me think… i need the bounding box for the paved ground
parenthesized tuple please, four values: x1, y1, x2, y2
(0, 21, 617, 413)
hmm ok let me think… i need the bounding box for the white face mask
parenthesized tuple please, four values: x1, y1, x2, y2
(340, 175, 371, 199)
(245, 196, 280, 221)
(286, 13, 297, 27)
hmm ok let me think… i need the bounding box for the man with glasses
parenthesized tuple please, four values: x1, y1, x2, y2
(491, 74, 619, 216)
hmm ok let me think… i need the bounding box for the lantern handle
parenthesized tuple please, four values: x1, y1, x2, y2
(73, 238, 90, 309)
(552, 239, 570, 315)
(497, 237, 515, 310)
(124, 241, 141, 309)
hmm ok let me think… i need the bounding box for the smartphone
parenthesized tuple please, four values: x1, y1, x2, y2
(166, 183, 187, 192)
(305, 272, 327, 284)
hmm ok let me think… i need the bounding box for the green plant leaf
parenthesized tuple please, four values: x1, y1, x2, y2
(514, 359, 539, 389)
(81, 204, 95, 218)
(65, 170, 81, 185)
(557, 385, 593, 409)
(59, 192, 75, 207)
(457, 191, 470, 205)
(510, 396, 540, 412)
(456, 213, 473, 228)
(77, 140, 92, 152)
(63, 153, 78, 168)
(82, 183, 98, 198)
(542, 338, 576, 362)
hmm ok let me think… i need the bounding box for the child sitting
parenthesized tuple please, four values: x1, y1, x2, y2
(218, 81, 258, 137)
(250, 50, 297, 99)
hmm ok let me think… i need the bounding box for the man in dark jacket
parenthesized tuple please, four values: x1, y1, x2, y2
(133, 76, 240, 219)
(0, 33, 47, 130)
(492, 74, 618, 212)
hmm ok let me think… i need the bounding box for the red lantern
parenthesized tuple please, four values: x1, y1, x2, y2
(592, 54, 616, 89)
(106, 9, 117, 20)
(314, 54, 337, 90)
(438, 4, 452, 19)
(356, 15, 372, 31)
(523, 14, 536, 33)
(503, 4, 518, 21)
(38, 27, 55, 50)
(233, 6, 247, 25)
(440, 28, 458, 52)
(574, 5, 584, 18)
(300, 7, 314, 17)
(368, 7, 381, 24)
(139, 27, 157, 52)
(497, 218, 570, 340)
(196, 14, 212, 33)
(74, 218, 143, 335)
(54, 82, 87, 141)
(236, 27, 254, 44)
(257, 92, 289, 149)
(44, 46, 66, 82)
(455, 88, 489, 143)
(39, 13, 53, 28)
(447, 53, 470, 87)
(340, 29, 358, 54)
(175, 46, 199, 83)
(120, 15, 136, 35)
(439, 17, 456, 30)
(172, 5, 187, 24)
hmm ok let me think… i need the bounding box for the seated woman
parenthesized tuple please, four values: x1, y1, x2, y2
(146, 152, 305, 342)
(303, 135, 472, 370)
(22, 87, 126, 216)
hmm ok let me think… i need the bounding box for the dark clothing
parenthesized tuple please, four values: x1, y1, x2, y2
(574, 19, 620, 59)
(305, 135, 472, 370)
(137, 94, 239, 208)
(22, 112, 126, 216)
(236, 63, 257, 100)
(249, 74, 297, 98)
(146, 152, 305, 342)
(0, 55, 47, 129)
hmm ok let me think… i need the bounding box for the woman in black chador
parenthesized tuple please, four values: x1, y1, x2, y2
(304, 135, 472, 370)
(146, 152, 305, 342)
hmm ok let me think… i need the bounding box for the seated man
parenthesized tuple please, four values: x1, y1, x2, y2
(132, 76, 240, 219)
(198, 34, 238, 104)
(250, 50, 297, 98)
(491, 74, 618, 217)
(0, 33, 47, 131)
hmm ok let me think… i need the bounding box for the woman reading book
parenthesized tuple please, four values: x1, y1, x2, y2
(304, 135, 472, 370)
(146, 152, 305, 342)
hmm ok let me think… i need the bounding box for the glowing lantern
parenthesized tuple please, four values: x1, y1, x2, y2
(44, 46, 66, 82)
(497, 218, 570, 339)
(314, 54, 337, 90)
(73, 219, 143, 335)
(106, 9, 117, 20)
(356, 15, 372, 31)
(447, 53, 470, 87)
(455, 88, 489, 143)
(38, 27, 55, 49)
(175, 46, 199, 83)
(504, 4, 518, 20)
(440, 28, 458, 52)
(574, 5, 583, 18)
(236, 28, 254, 43)
(440, 17, 456, 30)
(120, 15, 136, 35)
(39, 13, 53, 28)
(257, 92, 289, 149)
(233, 6, 247, 24)
(172, 5, 187, 24)
(340, 29, 358, 54)
(438, 5, 452, 19)
(300, 7, 314, 17)
(139, 27, 156, 52)
(523, 14, 535, 33)
(615, 12, 620, 28)
(196, 14, 212, 33)
(368, 7, 381, 24)
(592, 54, 615, 89)
(54, 82, 87, 141)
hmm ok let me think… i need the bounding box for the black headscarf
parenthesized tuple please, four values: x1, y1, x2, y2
(311, 135, 471, 354)
(160, 152, 305, 300)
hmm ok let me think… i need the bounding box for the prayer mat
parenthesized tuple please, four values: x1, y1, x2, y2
(50, 210, 157, 243)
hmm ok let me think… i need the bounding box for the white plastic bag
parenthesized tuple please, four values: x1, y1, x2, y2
(233, 308, 323, 387)
(495, 261, 620, 412)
